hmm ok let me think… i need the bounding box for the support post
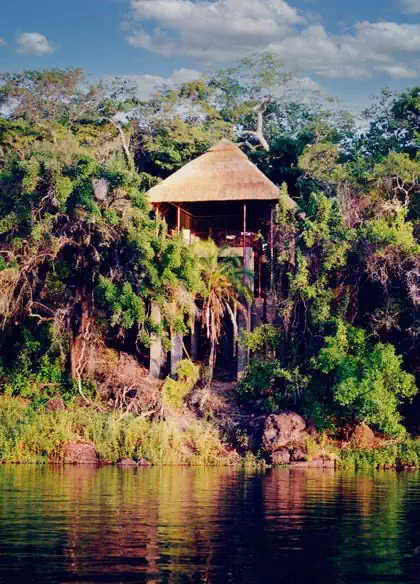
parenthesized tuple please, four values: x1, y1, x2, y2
(177, 205, 181, 233)
(243, 202, 247, 276)
(270, 204, 274, 291)
(190, 320, 199, 362)
(149, 303, 162, 379)
(170, 333, 183, 376)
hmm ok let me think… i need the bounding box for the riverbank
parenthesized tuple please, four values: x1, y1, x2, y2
(2, 395, 420, 470)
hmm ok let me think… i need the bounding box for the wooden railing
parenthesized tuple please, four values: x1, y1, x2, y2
(177, 229, 260, 248)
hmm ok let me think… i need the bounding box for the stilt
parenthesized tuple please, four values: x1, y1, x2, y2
(237, 308, 248, 379)
(170, 334, 183, 376)
(150, 304, 162, 379)
(190, 321, 199, 362)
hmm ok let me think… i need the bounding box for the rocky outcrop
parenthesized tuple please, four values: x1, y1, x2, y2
(260, 412, 337, 467)
(352, 424, 376, 449)
(289, 445, 307, 462)
(137, 458, 152, 467)
(117, 458, 137, 467)
(262, 413, 308, 453)
(291, 455, 336, 469)
(60, 441, 100, 464)
(271, 448, 291, 465)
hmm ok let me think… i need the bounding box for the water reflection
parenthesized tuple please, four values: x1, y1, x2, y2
(0, 466, 420, 583)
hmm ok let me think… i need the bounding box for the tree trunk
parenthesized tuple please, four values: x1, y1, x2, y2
(69, 287, 90, 382)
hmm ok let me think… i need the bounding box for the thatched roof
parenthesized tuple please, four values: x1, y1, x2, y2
(148, 139, 291, 204)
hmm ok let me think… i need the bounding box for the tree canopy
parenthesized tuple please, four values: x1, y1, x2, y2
(0, 60, 419, 437)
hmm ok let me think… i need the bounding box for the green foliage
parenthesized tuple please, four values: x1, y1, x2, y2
(97, 277, 146, 330)
(163, 359, 200, 409)
(237, 359, 310, 412)
(339, 439, 420, 470)
(0, 61, 420, 447)
(0, 397, 229, 465)
(243, 324, 280, 358)
(316, 320, 417, 437)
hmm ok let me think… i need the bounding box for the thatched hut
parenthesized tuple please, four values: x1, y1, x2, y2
(148, 139, 293, 274)
(147, 139, 294, 378)
(148, 138, 281, 204)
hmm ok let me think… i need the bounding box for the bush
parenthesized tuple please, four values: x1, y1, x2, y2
(237, 359, 310, 412)
(339, 439, 420, 470)
(162, 359, 200, 409)
(315, 320, 418, 437)
(0, 396, 229, 465)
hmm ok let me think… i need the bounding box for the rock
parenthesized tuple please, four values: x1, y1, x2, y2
(262, 412, 307, 453)
(45, 397, 65, 412)
(137, 458, 152, 467)
(60, 441, 99, 464)
(290, 445, 307, 462)
(271, 448, 291, 465)
(117, 458, 137, 467)
(305, 421, 319, 438)
(352, 424, 376, 449)
(244, 415, 266, 452)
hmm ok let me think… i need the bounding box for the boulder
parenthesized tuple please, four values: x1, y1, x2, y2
(305, 421, 319, 438)
(137, 458, 152, 467)
(244, 415, 266, 452)
(45, 397, 65, 412)
(271, 448, 291, 465)
(117, 458, 137, 467)
(61, 441, 99, 464)
(292, 455, 336, 469)
(290, 445, 308, 462)
(352, 424, 376, 449)
(262, 413, 307, 453)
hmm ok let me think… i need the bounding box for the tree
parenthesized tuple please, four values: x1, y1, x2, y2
(316, 320, 417, 437)
(193, 240, 251, 378)
(358, 87, 420, 159)
(0, 70, 202, 401)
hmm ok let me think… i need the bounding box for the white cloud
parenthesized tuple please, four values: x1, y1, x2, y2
(124, 0, 420, 81)
(266, 22, 420, 79)
(0, 38, 6, 47)
(15, 32, 54, 56)
(375, 64, 417, 78)
(128, 0, 304, 61)
(402, 0, 420, 13)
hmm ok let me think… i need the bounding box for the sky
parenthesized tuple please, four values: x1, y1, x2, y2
(1, 0, 420, 114)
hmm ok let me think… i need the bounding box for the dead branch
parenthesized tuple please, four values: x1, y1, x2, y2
(238, 97, 271, 152)
(104, 117, 134, 171)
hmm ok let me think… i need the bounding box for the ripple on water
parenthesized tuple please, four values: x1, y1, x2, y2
(0, 466, 420, 583)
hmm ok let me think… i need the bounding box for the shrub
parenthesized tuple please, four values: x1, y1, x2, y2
(237, 359, 310, 412)
(315, 320, 418, 437)
(0, 396, 229, 465)
(162, 359, 200, 409)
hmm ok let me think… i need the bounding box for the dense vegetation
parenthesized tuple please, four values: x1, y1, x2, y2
(0, 55, 419, 464)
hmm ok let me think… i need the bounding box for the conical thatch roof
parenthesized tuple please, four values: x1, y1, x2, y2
(148, 139, 288, 204)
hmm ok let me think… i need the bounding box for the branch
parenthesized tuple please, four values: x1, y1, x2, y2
(239, 97, 271, 152)
(104, 117, 134, 171)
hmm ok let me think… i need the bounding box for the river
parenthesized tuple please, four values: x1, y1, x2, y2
(0, 466, 420, 583)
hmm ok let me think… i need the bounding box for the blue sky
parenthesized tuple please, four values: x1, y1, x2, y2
(1, 0, 420, 113)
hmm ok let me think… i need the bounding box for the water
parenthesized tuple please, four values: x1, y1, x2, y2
(0, 467, 420, 584)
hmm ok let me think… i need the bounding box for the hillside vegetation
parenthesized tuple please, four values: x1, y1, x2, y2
(0, 56, 419, 465)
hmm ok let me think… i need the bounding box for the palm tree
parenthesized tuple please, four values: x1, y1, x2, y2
(193, 240, 252, 381)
